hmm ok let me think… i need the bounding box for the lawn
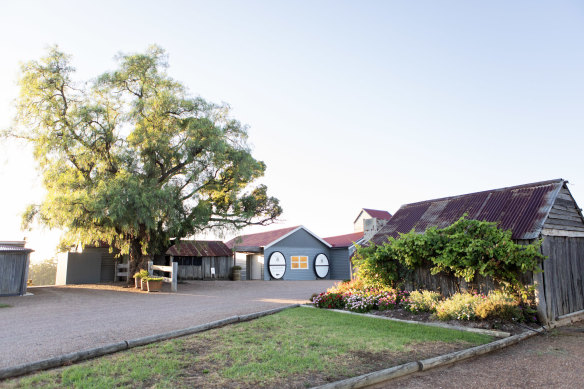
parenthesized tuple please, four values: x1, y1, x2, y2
(3, 307, 492, 388)
(0, 304, 11, 308)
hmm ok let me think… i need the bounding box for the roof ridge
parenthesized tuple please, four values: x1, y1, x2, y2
(228, 225, 300, 240)
(401, 179, 565, 209)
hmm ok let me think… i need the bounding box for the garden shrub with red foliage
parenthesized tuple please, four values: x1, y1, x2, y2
(312, 292, 345, 309)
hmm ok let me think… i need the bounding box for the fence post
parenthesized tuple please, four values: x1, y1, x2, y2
(148, 260, 153, 276)
(171, 261, 178, 293)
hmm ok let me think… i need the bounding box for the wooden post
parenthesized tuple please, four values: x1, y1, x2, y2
(171, 261, 178, 293)
(148, 261, 153, 276)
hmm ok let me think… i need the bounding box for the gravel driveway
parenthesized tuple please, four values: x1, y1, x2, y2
(0, 280, 335, 369)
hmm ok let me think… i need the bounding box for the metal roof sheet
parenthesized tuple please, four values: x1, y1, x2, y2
(362, 209, 393, 220)
(323, 232, 364, 248)
(166, 240, 232, 257)
(370, 179, 565, 245)
(0, 244, 34, 253)
(225, 226, 300, 249)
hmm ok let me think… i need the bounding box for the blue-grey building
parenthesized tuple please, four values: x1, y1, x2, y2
(226, 226, 361, 281)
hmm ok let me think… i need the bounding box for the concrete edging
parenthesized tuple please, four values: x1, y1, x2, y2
(0, 304, 299, 381)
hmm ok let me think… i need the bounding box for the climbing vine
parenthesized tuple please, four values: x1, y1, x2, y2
(353, 215, 545, 295)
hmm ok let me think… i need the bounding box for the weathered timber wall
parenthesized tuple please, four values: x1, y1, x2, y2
(176, 256, 232, 280)
(404, 267, 532, 297)
(541, 236, 584, 319)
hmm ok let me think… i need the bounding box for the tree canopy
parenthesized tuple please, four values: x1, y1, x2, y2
(7, 45, 282, 274)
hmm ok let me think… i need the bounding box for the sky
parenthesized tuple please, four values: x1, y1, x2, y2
(1, 1, 583, 263)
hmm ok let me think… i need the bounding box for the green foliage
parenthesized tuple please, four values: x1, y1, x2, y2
(355, 215, 545, 297)
(6, 45, 282, 277)
(231, 265, 242, 271)
(133, 269, 149, 279)
(352, 243, 412, 289)
(434, 293, 482, 321)
(401, 290, 441, 313)
(28, 258, 58, 285)
(144, 276, 163, 282)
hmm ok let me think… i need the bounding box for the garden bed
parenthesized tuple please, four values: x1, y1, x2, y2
(369, 308, 541, 336)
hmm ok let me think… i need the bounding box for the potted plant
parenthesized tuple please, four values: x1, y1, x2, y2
(138, 269, 149, 291)
(232, 265, 242, 281)
(145, 276, 164, 292)
(133, 269, 148, 289)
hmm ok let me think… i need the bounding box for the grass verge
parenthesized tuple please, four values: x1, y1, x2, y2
(3, 307, 492, 388)
(0, 304, 11, 308)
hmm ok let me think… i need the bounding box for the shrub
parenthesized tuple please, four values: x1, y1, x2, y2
(134, 269, 149, 279)
(312, 292, 345, 309)
(344, 294, 378, 313)
(474, 291, 522, 321)
(402, 290, 441, 313)
(435, 292, 483, 321)
(378, 290, 409, 310)
(328, 279, 361, 294)
(144, 276, 163, 282)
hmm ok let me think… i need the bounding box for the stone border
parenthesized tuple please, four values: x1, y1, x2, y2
(300, 305, 511, 338)
(0, 304, 299, 381)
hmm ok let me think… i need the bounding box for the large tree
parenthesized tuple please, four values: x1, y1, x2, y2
(7, 46, 282, 279)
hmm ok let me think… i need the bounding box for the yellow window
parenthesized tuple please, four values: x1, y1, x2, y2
(291, 256, 308, 269)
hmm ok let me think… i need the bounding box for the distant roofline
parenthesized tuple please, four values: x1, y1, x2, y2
(401, 179, 565, 209)
(264, 226, 332, 249)
(226, 225, 301, 248)
(353, 208, 393, 224)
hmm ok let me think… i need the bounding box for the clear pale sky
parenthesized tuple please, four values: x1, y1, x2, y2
(1, 1, 583, 263)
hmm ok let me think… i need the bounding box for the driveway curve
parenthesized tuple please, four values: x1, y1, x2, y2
(0, 280, 335, 369)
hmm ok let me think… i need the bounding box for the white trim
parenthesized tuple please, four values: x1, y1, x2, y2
(264, 225, 333, 249)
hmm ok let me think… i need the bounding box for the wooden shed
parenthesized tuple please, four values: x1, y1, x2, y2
(165, 240, 233, 280)
(0, 241, 33, 296)
(369, 179, 584, 324)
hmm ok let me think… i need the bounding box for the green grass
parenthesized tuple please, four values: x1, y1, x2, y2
(0, 304, 11, 308)
(4, 307, 493, 388)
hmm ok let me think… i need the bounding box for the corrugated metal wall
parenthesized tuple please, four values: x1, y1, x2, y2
(329, 248, 351, 280)
(0, 253, 29, 296)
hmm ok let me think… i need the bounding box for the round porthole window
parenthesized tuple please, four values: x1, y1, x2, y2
(268, 251, 286, 280)
(314, 253, 329, 279)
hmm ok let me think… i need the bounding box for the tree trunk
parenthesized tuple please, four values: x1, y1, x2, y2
(128, 238, 145, 285)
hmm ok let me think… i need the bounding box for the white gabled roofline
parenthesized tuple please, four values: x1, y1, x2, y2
(264, 225, 332, 249)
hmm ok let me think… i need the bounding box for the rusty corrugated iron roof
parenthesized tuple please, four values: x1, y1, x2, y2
(370, 179, 565, 245)
(225, 226, 300, 249)
(166, 240, 232, 257)
(323, 232, 364, 248)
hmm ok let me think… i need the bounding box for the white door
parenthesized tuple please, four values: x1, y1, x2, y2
(248, 254, 263, 280)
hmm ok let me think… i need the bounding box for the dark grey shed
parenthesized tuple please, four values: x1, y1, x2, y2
(370, 179, 584, 324)
(0, 242, 33, 296)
